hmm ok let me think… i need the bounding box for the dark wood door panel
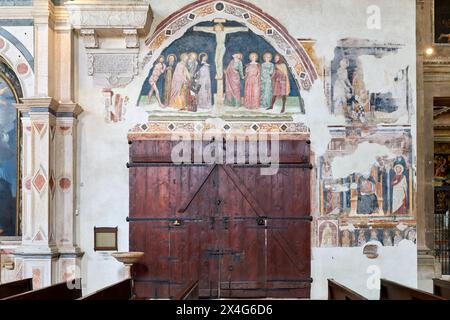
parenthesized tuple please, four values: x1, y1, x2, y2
(130, 139, 310, 164)
(129, 138, 311, 299)
(226, 166, 311, 217)
(219, 219, 266, 298)
(130, 140, 186, 163)
(130, 220, 170, 298)
(130, 165, 216, 216)
(266, 219, 311, 298)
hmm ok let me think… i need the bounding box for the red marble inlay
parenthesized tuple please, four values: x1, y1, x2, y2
(32, 172, 46, 192)
(16, 62, 29, 75)
(34, 123, 45, 134)
(59, 177, 71, 190)
(34, 231, 44, 241)
(25, 178, 31, 190)
(0, 38, 5, 49)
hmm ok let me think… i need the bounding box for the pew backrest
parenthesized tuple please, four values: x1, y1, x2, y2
(0, 278, 33, 299)
(2, 279, 82, 300)
(78, 279, 133, 300)
(328, 279, 368, 300)
(433, 278, 450, 299)
(380, 279, 445, 300)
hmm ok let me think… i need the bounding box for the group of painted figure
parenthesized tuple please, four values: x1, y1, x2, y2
(147, 51, 291, 112)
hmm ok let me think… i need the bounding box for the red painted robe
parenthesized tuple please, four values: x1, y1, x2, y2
(244, 62, 261, 109)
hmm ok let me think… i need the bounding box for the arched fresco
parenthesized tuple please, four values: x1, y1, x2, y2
(139, 0, 318, 117)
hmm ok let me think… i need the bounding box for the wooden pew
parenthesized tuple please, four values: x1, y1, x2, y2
(2, 279, 82, 300)
(78, 279, 133, 300)
(380, 279, 445, 300)
(173, 280, 199, 300)
(433, 278, 450, 299)
(0, 278, 33, 299)
(328, 279, 368, 300)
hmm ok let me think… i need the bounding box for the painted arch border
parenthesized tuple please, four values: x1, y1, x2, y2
(0, 26, 35, 98)
(143, 0, 318, 91)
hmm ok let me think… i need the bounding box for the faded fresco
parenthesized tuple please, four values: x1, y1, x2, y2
(102, 88, 129, 124)
(336, 226, 416, 248)
(0, 76, 17, 237)
(328, 38, 412, 125)
(317, 127, 415, 247)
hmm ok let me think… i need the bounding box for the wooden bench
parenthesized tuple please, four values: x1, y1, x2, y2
(380, 279, 445, 300)
(78, 279, 133, 300)
(433, 278, 450, 299)
(0, 278, 33, 299)
(2, 279, 82, 300)
(173, 280, 199, 300)
(327, 279, 367, 300)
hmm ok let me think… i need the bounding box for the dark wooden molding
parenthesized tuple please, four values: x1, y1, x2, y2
(328, 279, 367, 300)
(0, 278, 33, 299)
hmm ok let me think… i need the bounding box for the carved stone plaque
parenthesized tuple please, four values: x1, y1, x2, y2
(87, 51, 138, 88)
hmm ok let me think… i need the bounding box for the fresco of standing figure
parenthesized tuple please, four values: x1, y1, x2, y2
(268, 54, 290, 113)
(197, 53, 212, 110)
(225, 53, 244, 107)
(333, 58, 352, 115)
(260, 52, 274, 109)
(170, 53, 190, 110)
(244, 52, 261, 109)
(187, 52, 199, 111)
(147, 55, 166, 107)
(164, 54, 177, 106)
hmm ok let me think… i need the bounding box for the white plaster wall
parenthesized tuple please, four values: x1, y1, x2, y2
(2, 26, 34, 55)
(75, 0, 417, 296)
(311, 242, 418, 299)
(76, 44, 131, 292)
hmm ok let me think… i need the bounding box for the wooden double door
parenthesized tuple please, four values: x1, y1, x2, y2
(128, 139, 312, 299)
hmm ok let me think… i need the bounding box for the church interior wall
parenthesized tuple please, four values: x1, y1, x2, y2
(0, 0, 420, 299)
(73, 0, 418, 297)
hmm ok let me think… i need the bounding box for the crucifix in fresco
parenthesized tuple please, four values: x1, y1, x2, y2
(194, 19, 248, 106)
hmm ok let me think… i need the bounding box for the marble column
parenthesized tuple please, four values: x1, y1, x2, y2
(14, 98, 83, 288)
(15, 98, 60, 288)
(55, 103, 83, 283)
(416, 0, 444, 291)
(32, 0, 56, 98)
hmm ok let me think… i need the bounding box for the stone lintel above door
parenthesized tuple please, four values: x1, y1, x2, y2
(65, 0, 153, 87)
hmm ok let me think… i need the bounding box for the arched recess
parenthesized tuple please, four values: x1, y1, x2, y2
(143, 0, 318, 91)
(0, 29, 34, 98)
(0, 55, 23, 238)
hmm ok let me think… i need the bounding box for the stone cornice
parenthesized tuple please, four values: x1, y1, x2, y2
(31, 0, 55, 26)
(65, 0, 153, 35)
(0, 6, 34, 20)
(16, 98, 84, 117)
(64, 0, 153, 88)
(53, 5, 71, 31)
(423, 56, 450, 82)
(424, 57, 450, 65)
(59, 102, 84, 117)
(0, 1, 70, 29)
